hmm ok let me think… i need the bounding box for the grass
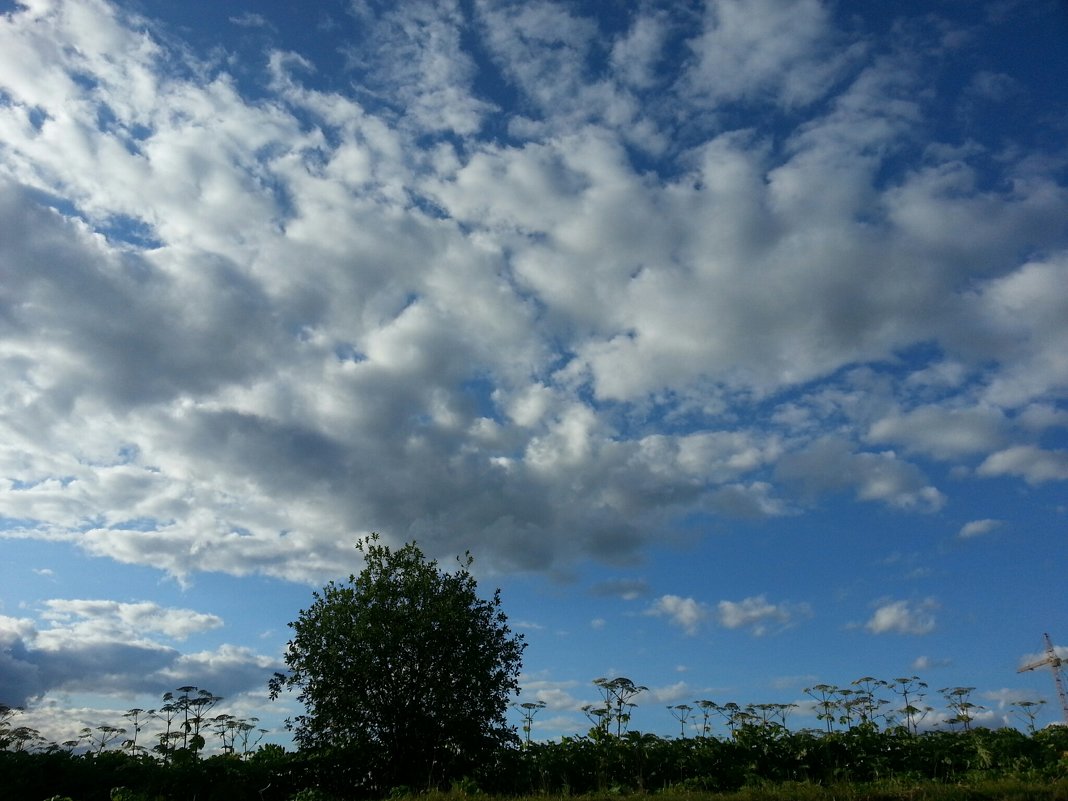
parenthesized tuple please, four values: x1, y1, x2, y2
(415, 778, 1068, 801)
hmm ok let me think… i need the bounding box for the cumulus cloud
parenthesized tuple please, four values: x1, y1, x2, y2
(645, 595, 711, 635)
(646, 593, 808, 636)
(912, 655, 951, 671)
(684, 0, 857, 107)
(37, 600, 222, 642)
(342, 1, 493, 136)
(0, 0, 1064, 590)
(157, 645, 280, 696)
(648, 681, 691, 704)
(716, 595, 811, 636)
(977, 446, 1068, 484)
(0, 602, 275, 706)
(866, 599, 938, 636)
(958, 519, 1002, 539)
(517, 674, 583, 711)
(775, 438, 945, 512)
(867, 406, 1009, 460)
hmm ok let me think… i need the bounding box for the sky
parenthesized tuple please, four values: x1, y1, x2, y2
(1, 0, 1067, 749)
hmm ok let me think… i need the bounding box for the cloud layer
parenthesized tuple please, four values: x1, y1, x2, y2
(0, 0, 1065, 587)
(0, 600, 275, 706)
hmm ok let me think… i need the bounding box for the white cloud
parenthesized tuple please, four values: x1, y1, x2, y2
(867, 405, 1008, 460)
(342, 1, 493, 136)
(958, 519, 1002, 539)
(684, 0, 856, 107)
(517, 674, 582, 711)
(38, 599, 223, 642)
(609, 11, 668, 90)
(775, 438, 945, 512)
(911, 654, 951, 671)
(646, 593, 809, 637)
(229, 12, 269, 29)
(977, 445, 1068, 484)
(645, 595, 711, 636)
(708, 482, 789, 519)
(648, 681, 690, 704)
(158, 644, 279, 695)
(0, 0, 1063, 593)
(717, 595, 810, 636)
(866, 599, 938, 636)
(0, 602, 273, 706)
(954, 258, 1068, 408)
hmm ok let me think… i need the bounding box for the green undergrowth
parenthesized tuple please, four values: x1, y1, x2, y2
(33, 777, 1068, 801)
(413, 779, 1068, 801)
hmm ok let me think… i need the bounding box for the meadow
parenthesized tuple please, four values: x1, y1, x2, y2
(3, 719, 1067, 801)
(4, 678, 1067, 800)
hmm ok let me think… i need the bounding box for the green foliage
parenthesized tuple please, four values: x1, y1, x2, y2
(269, 535, 526, 792)
(289, 788, 338, 801)
(6, 632, 1065, 801)
(3, 718, 1068, 800)
(110, 787, 155, 801)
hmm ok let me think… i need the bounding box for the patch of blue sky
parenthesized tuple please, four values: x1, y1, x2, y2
(9, 475, 76, 491)
(250, 166, 299, 230)
(74, 516, 107, 533)
(16, 184, 162, 251)
(0, 515, 47, 530)
(67, 70, 100, 93)
(22, 185, 84, 221)
(0, 539, 123, 607)
(453, 23, 525, 139)
(97, 214, 163, 249)
(115, 444, 141, 464)
(405, 185, 452, 221)
(93, 103, 155, 157)
(332, 342, 366, 363)
(25, 104, 49, 132)
(461, 375, 502, 422)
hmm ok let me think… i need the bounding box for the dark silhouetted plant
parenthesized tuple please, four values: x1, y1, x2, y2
(669, 703, 693, 737)
(592, 676, 647, 736)
(1011, 699, 1045, 733)
(941, 686, 983, 731)
(518, 701, 546, 746)
(889, 675, 931, 734)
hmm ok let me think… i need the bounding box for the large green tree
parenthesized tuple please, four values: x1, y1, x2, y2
(269, 535, 525, 790)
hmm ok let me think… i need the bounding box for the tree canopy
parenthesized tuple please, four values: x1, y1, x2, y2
(269, 535, 525, 790)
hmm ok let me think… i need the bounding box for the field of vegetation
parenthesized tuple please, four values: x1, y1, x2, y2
(4, 679, 1068, 801)
(3, 723, 1068, 801)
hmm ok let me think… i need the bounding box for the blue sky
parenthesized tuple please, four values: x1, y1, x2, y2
(1, 0, 1067, 748)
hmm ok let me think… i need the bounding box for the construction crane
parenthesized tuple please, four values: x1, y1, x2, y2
(1018, 633, 1068, 724)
